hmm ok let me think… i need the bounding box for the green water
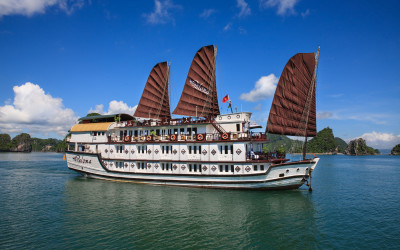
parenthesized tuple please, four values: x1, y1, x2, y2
(0, 153, 399, 249)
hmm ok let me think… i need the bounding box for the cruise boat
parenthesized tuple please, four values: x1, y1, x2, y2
(66, 45, 320, 190)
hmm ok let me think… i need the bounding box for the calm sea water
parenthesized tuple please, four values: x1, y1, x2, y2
(0, 153, 399, 249)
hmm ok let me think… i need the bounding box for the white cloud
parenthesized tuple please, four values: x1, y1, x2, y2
(317, 112, 332, 119)
(301, 9, 310, 17)
(240, 74, 278, 102)
(237, 0, 251, 18)
(0, 82, 78, 137)
(260, 0, 298, 16)
(89, 101, 137, 115)
(143, 0, 181, 24)
(0, 0, 86, 17)
(200, 9, 216, 19)
(223, 22, 232, 31)
(358, 131, 400, 149)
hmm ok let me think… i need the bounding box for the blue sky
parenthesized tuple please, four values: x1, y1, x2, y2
(0, 0, 399, 149)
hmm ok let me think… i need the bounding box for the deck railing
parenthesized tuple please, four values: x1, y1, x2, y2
(108, 132, 268, 143)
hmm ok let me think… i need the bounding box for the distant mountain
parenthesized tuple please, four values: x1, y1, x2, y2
(0, 133, 67, 153)
(334, 137, 348, 153)
(264, 127, 349, 154)
(307, 127, 337, 153)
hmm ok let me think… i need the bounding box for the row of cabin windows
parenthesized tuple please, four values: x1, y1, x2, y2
(113, 145, 235, 155)
(120, 128, 198, 138)
(92, 131, 106, 136)
(188, 145, 201, 154)
(219, 145, 234, 155)
(114, 162, 265, 172)
(161, 146, 172, 154)
(253, 165, 265, 171)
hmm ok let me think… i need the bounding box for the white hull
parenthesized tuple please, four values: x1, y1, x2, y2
(66, 151, 319, 190)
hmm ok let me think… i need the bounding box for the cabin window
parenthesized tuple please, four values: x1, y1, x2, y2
(156, 129, 160, 136)
(225, 165, 229, 172)
(162, 163, 165, 170)
(231, 165, 234, 172)
(194, 146, 197, 154)
(174, 129, 178, 134)
(120, 131, 123, 139)
(180, 128, 185, 134)
(166, 146, 170, 154)
(199, 165, 202, 172)
(134, 130, 138, 137)
(189, 164, 192, 172)
(194, 164, 197, 172)
(230, 145, 233, 154)
(225, 145, 228, 154)
(254, 165, 258, 171)
(219, 145, 222, 154)
(192, 127, 197, 135)
(187, 128, 191, 135)
(236, 124, 240, 131)
(199, 145, 201, 153)
(189, 146, 192, 154)
(219, 165, 223, 172)
(162, 146, 164, 154)
(260, 165, 264, 171)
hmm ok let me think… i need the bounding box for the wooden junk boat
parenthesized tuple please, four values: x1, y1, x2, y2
(66, 45, 320, 190)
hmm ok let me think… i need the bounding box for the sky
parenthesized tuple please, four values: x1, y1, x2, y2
(0, 0, 399, 149)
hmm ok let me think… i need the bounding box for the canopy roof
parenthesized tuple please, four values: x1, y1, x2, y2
(70, 122, 114, 132)
(78, 113, 134, 123)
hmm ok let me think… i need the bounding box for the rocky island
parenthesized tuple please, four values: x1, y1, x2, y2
(345, 138, 380, 155)
(0, 133, 67, 153)
(391, 144, 400, 155)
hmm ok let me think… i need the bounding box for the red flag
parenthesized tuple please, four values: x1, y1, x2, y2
(222, 94, 229, 103)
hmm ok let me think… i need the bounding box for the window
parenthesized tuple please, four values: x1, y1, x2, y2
(236, 124, 240, 132)
(225, 145, 228, 154)
(219, 165, 223, 172)
(174, 129, 178, 134)
(180, 128, 185, 134)
(166, 146, 169, 154)
(194, 164, 197, 172)
(189, 164, 192, 172)
(189, 146, 192, 154)
(187, 128, 191, 135)
(225, 165, 229, 172)
(194, 146, 197, 154)
(254, 165, 258, 171)
(162, 163, 165, 170)
(260, 165, 264, 171)
(199, 165, 202, 172)
(192, 127, 197, 134)
(199, 145, 201, 153)
(231, 165, 234, 172)
(230, 145, 233, 154)
(162, 146, 165, 154)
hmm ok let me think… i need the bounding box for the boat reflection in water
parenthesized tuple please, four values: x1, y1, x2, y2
(63, 177, 319, 248)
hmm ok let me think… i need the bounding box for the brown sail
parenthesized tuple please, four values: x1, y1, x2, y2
(172, 45, 220, 117)
(266, 52, 318, 137)
(134, 62, 171, 120)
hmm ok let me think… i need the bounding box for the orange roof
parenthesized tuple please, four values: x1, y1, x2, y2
(70, 122, 113, 132)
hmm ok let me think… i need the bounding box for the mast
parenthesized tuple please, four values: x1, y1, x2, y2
(302, 46, 320, 160)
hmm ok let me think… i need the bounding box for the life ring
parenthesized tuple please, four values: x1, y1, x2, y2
(221, 133, 229, 140)
(170, 134, 176, 141)
(197, 133, 204, 141)
(124, 135, 130, 142)
(146, 135, 152, 141)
